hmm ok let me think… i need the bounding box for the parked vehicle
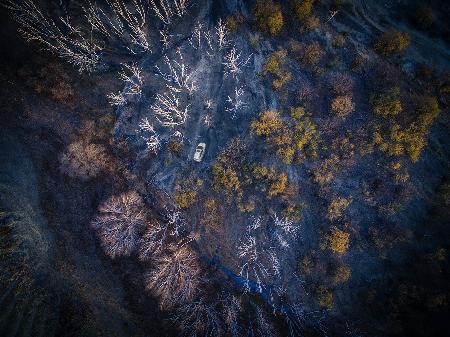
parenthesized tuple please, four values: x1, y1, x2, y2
(193, 143, 206, 162)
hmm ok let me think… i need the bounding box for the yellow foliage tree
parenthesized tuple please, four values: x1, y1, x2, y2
(253, 0, 284, 36)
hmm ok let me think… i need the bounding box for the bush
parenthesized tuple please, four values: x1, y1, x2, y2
(32, 63, 74, 103)
(292, 0, 316, 20)
(226, 13, 245, 32)
(293, 110, 319, 158)
(300, 42, 324, 65)
(331, 0, 345, 10)
(323, 227, 350, 255)
(268, 172, 288, 197)
(351, 54, 366, 72)
(415, 5, 435, 29)
(328, 73, 353, 95)
(297, 255, 313, 275)
(252, 109, 318, 164)
(91, 191, 147, 259)
(251, 110, 283, 135)
(212, 164, 242, 198)
(200, 198, 224, 228)
(373, 30, 410, 56)
(312, 155, 340, 185)
(333, 264, 351, 284)
(251, 165, 290, 198)
(370, 87, 402, 117)
(262, 50, 292, 90)
(316, 285, 334, 309)
(297, 84, 317, 104)
(59, 140, 112, 181)
(331, 95, 355, 117)
(332, 34, 346, 48)
(415, 96, 441, 127)
(175, 191, 197, 209)
(175, 177, 203, 209)
(327, 197, 352, 221)
(168, 141, 182, 155)
(301, 15, 320, 32)
(253, 0, 284, 36)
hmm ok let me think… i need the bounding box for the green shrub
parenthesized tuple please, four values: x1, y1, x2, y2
(373, 30, 410, 56)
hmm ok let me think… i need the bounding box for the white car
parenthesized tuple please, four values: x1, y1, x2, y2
(193, 143, 206, 162)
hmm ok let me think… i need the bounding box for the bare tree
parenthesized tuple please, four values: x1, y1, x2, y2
(160, 29, 172, 49)
(280, 304, 306, 337)
(145, 244, 201, 309)
(192, 19, 229, 53)
(59, 140, 111, 180)
(215, 19, 229, 50)
(109, 62, 144, 105)
(138, 207, 185, 260)
(138, 117, 161, 153)
(91, 191, 147, 258)
(173, 297, 223, 337)
(223, 46, 251, 80)
(236, 216, 284, 294)
(151, 92, 189, 127)
(4, 0, 101, 73)
(138, 221, 166, 261)
(150, 0, 191, 25)
(238, 231, 279, 293)
(119, 62, 144, 97)
(156, 49, 198, 94)
(188, 21, 204, 50)
(253, 306, 279, 337)
(107, 92, 127, 106)
(225, 86, 248, 119)
(221, 293, 242, 337)
(83, 0, 150, 54)
(272, 213, 300, 248)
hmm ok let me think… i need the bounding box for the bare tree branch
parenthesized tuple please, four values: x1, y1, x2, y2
(91, 191, 147, 258)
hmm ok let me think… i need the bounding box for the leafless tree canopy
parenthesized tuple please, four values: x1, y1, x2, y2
(59, 141, 111, 181)
(173, 297, 223, 337)
(4, 0, 194, 72)
(91, 191, 147, 258)
(145, 244, 201, 309)
(4, 0, 101, 72)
